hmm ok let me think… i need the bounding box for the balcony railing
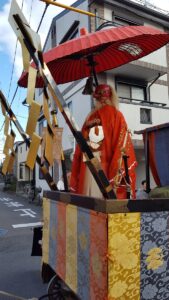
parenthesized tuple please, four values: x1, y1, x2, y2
(130, 0, 169, 16)
(119, 97, 167, 107)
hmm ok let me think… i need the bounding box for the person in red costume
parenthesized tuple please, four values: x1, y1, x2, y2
(70, 84, 137, 199)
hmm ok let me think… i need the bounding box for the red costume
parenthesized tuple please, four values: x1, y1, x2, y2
(70, 85, 137, 199)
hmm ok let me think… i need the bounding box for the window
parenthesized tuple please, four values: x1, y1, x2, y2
(140, 108, 152, 124)
(20, 146, 22, 154)
(95, 9, 99, 30)
(39, 118, 47, 136)
(19, 163, 24, 179)
(59, 21, 79, 44)
(112, 14, 141, 27)
(67, 101, 73, 113)
(51, 24, 56, 48)
(116, 82, 146, 102)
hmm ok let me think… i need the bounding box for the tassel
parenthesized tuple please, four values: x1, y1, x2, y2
(82, 76, 94, 95)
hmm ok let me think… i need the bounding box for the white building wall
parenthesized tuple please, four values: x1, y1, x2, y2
(120, 103, 169, 139)
(57, 79, 92, 150)
(55, 2, 89, 45)
(17, 143, 29, 181)
(150, 84, 168, 104)
(140, 47, 167, 67)
(140, 21, 168, 67)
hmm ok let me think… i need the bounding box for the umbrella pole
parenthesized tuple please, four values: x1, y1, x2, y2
(93, 67, 99, 86)
(87, 55, 99, 86)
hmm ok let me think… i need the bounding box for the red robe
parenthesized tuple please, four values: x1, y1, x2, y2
(70, 105, 137, 199)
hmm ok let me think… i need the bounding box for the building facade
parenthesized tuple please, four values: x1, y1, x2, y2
(16, 141, 33, 193)
(35, 0, 169, 192)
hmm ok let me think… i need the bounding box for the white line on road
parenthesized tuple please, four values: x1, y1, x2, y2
(12, 222, 43, 228)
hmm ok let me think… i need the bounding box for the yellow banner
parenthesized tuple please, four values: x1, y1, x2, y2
(19, 37, 30, 71)
(26, 66, 37, 105)
(7, 152, 15, 174)
(26, 133, 41, 170)
(4, 115, 10, 136)
(52, 127, 63, 161)
(26, 100, 41, 138)
(3, 132, 15, 155)
(2, 154, 10, 175)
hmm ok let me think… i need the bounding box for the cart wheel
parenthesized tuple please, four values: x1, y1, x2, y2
(47, 275, 64, 300)
(47, 275, 80, 300)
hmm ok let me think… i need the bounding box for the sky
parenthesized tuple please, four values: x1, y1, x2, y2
(0, 0, 169, 160)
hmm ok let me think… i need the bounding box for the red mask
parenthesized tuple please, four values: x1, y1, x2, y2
(93, 84, 112, 99)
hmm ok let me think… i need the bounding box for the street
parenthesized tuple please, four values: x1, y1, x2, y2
(0, 189, 47, 299)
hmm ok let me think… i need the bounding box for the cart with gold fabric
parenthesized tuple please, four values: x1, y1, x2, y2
(41, 122, 169, 300)
(42, 192, 169, 300)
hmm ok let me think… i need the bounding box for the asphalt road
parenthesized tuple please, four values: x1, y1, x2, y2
(0, 189, 48, 300)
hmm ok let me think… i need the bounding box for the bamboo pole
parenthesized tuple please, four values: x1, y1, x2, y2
(40, 0, 95, 17)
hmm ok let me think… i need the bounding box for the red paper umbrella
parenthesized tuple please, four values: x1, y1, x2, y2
(18, 25, 169, 87)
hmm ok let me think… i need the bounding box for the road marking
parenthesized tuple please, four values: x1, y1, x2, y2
(12, 222, 43, 228)
(14, 208, 37, 217)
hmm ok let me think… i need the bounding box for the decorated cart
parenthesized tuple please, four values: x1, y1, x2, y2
(41, 122, 169, 300)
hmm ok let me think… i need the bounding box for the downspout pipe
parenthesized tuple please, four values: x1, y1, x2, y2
(147, 72, 161, 101)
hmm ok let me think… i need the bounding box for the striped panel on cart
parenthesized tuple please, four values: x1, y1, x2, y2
(43, 199, 108, 300)
(59, 204, 108, 300)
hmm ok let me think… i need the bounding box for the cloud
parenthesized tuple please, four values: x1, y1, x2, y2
(0, 0, 75, 78)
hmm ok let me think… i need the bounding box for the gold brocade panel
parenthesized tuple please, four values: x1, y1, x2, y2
(108, 213, 140, 300)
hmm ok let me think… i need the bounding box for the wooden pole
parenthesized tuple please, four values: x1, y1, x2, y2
(40, 0, 96, 17)
(0, 90, 58, 191)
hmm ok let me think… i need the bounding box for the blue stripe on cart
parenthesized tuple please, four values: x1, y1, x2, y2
(154, 128, 169, 186)
(49, 201, 58, 270)
(140, 211, 169, 300)
(77, 207, 90, 300)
